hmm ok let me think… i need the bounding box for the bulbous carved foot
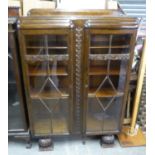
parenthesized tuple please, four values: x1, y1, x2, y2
(26, 141, 32, 149)
(82, 139, 86, 145)
(38, 138, 54, 151)
(100, 135, 115, 147)
(25, 137, 32, 149)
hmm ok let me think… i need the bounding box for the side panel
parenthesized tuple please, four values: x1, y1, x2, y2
(8, 22, 28, 133)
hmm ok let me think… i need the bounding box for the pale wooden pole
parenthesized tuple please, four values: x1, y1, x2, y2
(20, 0, 23, 16)
(129, 40, 146, 134)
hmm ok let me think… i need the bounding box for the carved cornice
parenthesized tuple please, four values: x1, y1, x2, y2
(89, 54, 130, 60)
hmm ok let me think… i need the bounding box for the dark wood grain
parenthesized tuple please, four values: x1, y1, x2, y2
(18, 9, 138, 138)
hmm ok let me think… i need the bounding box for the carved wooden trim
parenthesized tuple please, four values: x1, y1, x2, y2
(89, 54, 130, 60)
(25, 55, 69, 62)
(75, 27, 83, 130)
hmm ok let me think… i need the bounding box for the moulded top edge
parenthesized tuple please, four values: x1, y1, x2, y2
(28, 9, 121, 16)
(19, 16, 139, 25)
(18, 17, 139, 28)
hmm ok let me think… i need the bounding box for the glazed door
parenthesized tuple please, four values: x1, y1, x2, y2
(84, 29, 135, 134)
(20, 29, 73, 136)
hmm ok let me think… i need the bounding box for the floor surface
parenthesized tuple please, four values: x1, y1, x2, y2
(8, 136, 145, 155)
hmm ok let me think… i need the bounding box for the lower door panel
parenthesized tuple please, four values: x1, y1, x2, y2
(86, 97, 123, 134)
(32, 98, 69, 136)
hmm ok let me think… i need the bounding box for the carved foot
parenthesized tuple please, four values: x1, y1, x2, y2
(100, 135, 115, 148)
(26, 140, 32, 149)
(82, 135, 86, 145)
(82, 139, 86, 145)
(38, 138, 54, 151)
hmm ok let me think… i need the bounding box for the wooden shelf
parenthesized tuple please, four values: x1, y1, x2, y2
(27, 46, 68, 49)
(28, 67, 68, 76)
(90, 45, 129, 49)
(89, 67, 126, 75)
(48, 47, 68, 49)
(31, 90, 69, 99)
(89, 88, 124, 97)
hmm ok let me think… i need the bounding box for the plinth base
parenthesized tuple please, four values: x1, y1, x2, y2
(118, 126, 146, 147)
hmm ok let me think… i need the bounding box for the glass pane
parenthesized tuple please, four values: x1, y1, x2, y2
(87, 33, 131, 133)
(48, 35, 67, 47)
(87, 98, 103, 132)
(26, 35, 45, 47)
(90, 34, 131, 54)
(103, 97, 122, 131)
(112, 35, 130, 46)
(28, 60, 69, 98)
(90, 48, 129, 54)
(86, 97, 122, 132)
(32, 99, 69, 135)
(91, 35, 110, 46)
(25, 34, 70, 135)
(25, 35, 68, 55)
(8, 41, 24, 131)
(28, 61, 68, 77)
(29, 75, 69, 98)
(48, 49, 68, 55)
(89, 60, 128, 95)
(90, 34, 130, 46)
